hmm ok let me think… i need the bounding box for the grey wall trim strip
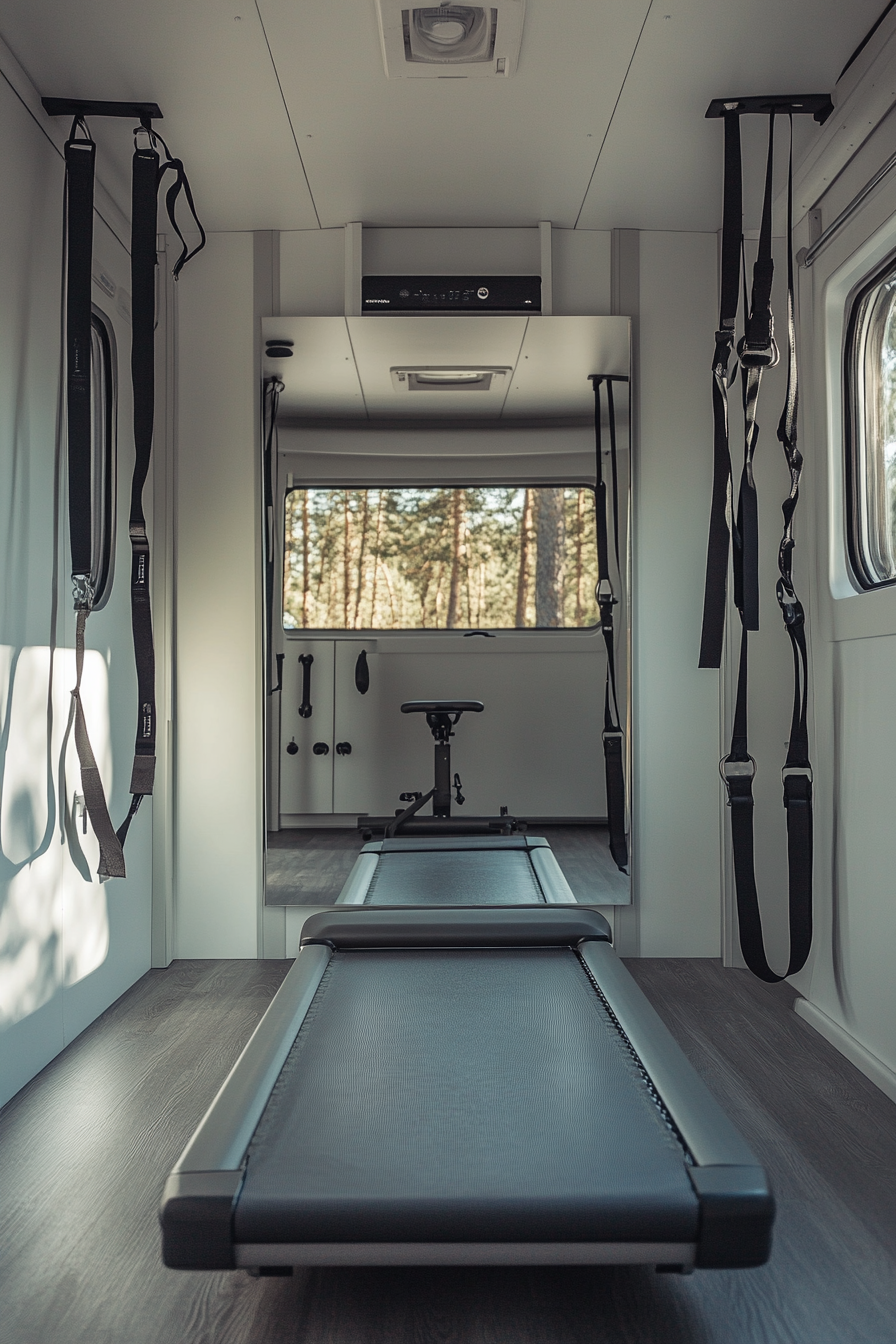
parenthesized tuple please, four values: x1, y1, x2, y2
(529, 847, 578, 903)
(174, 944, 331, 1172)
(579, 942, 758, 1168)
(335, 853, 379, 904)
(234, 1241, 696, 1268)
(803, 146, 896, 266)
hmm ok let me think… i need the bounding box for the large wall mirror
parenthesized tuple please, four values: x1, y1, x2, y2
(261, 314, 631, 929)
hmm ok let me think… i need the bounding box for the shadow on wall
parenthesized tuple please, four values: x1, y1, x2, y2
(0, 644, 113, 1029)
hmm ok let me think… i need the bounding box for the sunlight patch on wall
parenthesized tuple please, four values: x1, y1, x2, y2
(0, 645, 113, 1027)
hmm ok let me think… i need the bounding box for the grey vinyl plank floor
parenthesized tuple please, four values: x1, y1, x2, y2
(265, 826, 629, 906)
(1, 956, 895, 1343)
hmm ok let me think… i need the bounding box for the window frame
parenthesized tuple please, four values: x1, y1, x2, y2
(844, 248, 896, 591)
(280, 480, 604, 636)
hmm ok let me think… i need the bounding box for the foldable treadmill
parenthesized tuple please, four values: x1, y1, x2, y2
(161, 907, 773, 1272)
(337, 834, 578, 906)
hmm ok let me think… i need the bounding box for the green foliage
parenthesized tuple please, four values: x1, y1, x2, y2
(282, 486, 599, 630)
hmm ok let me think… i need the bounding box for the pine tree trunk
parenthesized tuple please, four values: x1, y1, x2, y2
(574, 488, 585, 626)
(446, 489, 465, 628)
(353, 491, 370, 628)
(301, 491, 310, 626)
(342, 493, 353, 627)
(535, 487, 565, 627)
(515, 489, 533, 626)
(369, 491, 384, 626)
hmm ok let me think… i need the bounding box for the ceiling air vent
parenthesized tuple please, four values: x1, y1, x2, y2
(375, 0, 525, 78)
(390, 367, 510, 392)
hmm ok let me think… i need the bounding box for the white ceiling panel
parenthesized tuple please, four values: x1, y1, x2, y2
(0, 0, 319, 231)
(1, 0, 883, 235)
(255, 0, 652, 228)
(503, 316, 629, 419)
(347, 315, 528, 417)
(263, 318, 365, 417)
(576, 0, 883, 232)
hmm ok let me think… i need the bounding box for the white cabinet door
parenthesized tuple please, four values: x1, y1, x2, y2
(332, 640, 386, 815)
(279, 639, 335, 817)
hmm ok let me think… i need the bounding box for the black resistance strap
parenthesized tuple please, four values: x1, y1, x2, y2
(65, 118, 128, 878)
(64, 113, 204, 876)
(262, 377, 285, 698)
(699, 109, 742, 670)
(590, 375, 628, 873)
(116, 124, 206, 856)
(715, 112, 813, 982)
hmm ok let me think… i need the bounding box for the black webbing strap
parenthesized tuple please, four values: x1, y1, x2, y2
(699, 110, 742, 669)
(720, 113, 813, 982)
(733, 115, 779, 637)
(115, 141, 160, 850)
(263, 378, 284, 698)
(591, 376, 628, 873)
(64, 119, 127, 878)
(117, 125, 206, 852)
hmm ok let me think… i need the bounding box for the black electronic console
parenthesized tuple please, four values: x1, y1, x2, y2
(362, 275, 541, 312)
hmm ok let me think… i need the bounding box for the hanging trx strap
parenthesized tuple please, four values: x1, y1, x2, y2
(65, 117, 128, 879)
(116, 122, 206, 853)
(263, 377, 285, 697)
(717, 111, 813, 982)
(61, 107, 205, 876)
(699, 109, 742, 669)
(590, 375, 628, 873)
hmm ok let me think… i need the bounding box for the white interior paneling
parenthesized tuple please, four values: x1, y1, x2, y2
(266, 318, 365, 419)
(634, 230, 721, 957)
(0, 75, 152, 1108)
(504, 316, 629, 418)
(0, 0, 320, 230)
(254, 0, 651, 227)
(264, 315, 629, 420)
(577, 0, 883, 233)
(346, 316, 527, 417)
(175, 233, 263, 958)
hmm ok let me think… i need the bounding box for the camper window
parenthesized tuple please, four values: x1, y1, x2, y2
(845, 255, 896, 589)
(282, 485, 600, 631)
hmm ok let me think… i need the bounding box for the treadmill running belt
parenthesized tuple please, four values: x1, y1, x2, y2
(364, 849, 544, 905)
(235, 948, 699, 1244)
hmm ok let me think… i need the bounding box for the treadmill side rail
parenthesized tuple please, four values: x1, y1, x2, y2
(529, 846, 578, 903)
(580, 941, 774, 1267)
(336, 852, 379, 904)
(172, 944, 331, 1174)
(579, 943, 758, 1167)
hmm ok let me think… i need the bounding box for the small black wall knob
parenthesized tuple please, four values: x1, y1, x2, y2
(312, 742, 330, 756)
(286, 738, 298, 756)
(336, 742, 352, 756)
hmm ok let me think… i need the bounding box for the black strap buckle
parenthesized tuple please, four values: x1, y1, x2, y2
(776, 579, 804, 627)
(720, 755, 756, 803)
(596, 579, 617, 605)
(782, 763, 813, 785)
(737, 334, 780, 369)
(602, 728, 624, 744)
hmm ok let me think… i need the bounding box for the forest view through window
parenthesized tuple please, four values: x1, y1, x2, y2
(283, 486, 600, 630)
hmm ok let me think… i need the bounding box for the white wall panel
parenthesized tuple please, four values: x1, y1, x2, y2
(175, 233, 263, 958)
(634, 231, 721, 956)
(0, 74, 152, 1108)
